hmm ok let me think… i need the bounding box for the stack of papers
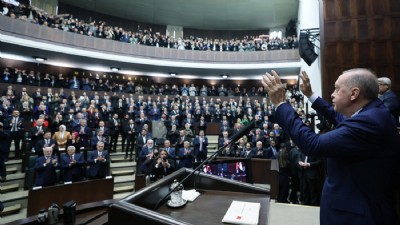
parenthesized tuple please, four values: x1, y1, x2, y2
(182, 189, 200, 202)
(222, 200, 261, 225)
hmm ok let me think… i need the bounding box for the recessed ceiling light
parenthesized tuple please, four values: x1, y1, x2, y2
(34, 56, 47, 62)
(110, 67, 120, 72)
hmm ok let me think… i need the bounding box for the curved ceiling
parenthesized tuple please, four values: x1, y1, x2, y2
(59, 0, 299, 30)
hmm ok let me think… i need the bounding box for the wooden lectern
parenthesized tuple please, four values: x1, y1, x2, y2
(109, 168, 271, 225)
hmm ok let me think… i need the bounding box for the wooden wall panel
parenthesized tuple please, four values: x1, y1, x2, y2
(321, 0, 400, 100)
(324, 0, 337, 20)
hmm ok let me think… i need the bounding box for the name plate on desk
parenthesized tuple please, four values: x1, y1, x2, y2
(222, 200, 261, 225)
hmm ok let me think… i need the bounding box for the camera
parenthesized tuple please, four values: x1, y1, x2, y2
(162, 157, 167, 162)
(37, 209, 48, 223)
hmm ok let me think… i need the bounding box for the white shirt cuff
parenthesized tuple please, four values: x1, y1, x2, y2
(308, 93, 319, 104)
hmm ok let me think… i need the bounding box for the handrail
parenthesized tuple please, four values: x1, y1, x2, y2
(0, 16, 300, 64)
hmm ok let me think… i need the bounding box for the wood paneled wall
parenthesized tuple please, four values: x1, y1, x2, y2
(321, 0, 400, 99)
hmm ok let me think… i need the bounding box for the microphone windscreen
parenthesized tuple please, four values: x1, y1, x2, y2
(230, 120, 256, 143)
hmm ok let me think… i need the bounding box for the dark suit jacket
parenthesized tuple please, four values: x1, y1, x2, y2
(276, 98, 400, 225)
(87, 150, 109, 179)
(29, 126, 49, 149)
(35, 155, 58, 186)
(193, 136, 208, 156)
(151, 158, 175, 179)
(61, 153, 85, 182)
(36, 139, 57, 156)
(241, 149, 256, 158)
(5, 117, 24, 135)
(108, 118, 121, 135)
(177, 147, 194, 168)
(74, 126, 91, 148)
(135, 134, 152, 150)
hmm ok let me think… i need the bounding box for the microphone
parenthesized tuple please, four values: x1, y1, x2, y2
(153, 120, 255, 210)
(230, 120, 256, 144)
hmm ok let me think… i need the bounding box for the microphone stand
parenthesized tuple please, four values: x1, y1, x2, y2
(153, 140, 233, 210)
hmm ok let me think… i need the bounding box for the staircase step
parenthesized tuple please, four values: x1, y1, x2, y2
(111, 170, 135, 176)
(111, 157, 132, 163)
(6, 166, 18, 174)
(114, 192, 133, 200)
(113, 185, 134, 193)
(0, 183, 20, 194)
(114, 174, 135, 184)
(110, 161, 136, 168)
(0, 203, 22, 217)
(1, 190, 29, 202)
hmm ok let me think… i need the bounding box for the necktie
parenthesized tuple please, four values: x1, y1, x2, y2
(60, 132, 64, 140)
(13, 118, 18, 131)
(70, 154, 73, 161)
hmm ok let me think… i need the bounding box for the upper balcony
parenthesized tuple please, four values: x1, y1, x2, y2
(0, 15, 301, 79)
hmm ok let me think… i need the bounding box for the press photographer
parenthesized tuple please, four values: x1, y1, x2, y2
(151, 149, 175, 180)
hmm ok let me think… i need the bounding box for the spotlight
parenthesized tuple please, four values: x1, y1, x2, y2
(110, 67, 120, 72)
(34, 57, 47, 62)
(221, 74, 229, 79)
(169, 72, 177, 77)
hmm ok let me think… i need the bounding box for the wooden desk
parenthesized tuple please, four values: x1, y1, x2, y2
(27, 178, 114, 216)
(157, 190, 269, 225)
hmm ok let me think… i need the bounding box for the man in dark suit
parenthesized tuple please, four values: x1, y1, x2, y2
(61, 146, 85, 182)
(218, 131, 232, 156)
(151, 149, 175, 180)
(253, 141, 267, 158)
(36, 131, 57, 157)
(124, 119, 137, 160)
(34, 146, 58, 187)
(135, 129, 152, 161)
(6, 110, 24, 159)
(377, 77, 399, 125)
(74, 119, 91, 149)
(177, 141, 194, 169)
(193, 130, 208, 162)
(265, 139, 279, 159)
(95, 121, 109, 138)
(138, 139, 156, 174)
(241, 142, 255, 158)
(109, 113, 120, 152)
(91, 130, 109, 149)
(0, 122, 10, 182)
(262, 69, 400, 225)
(298, 153, 322, 206)
(87, 142, 109, 179)
(29, 117, 49, 153)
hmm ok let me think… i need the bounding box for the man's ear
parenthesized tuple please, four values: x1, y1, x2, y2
(350, 87, 360, 101)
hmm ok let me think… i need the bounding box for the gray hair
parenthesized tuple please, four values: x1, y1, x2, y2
(67, 146, 76, 151)
(377, 77, 392, 87)
(343, 68, 379, 100)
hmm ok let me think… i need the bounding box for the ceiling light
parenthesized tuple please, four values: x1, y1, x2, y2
(221, 74, 229, 79)
(169, 72, 177, 77)
(34, 56, 46, 62)
(110, 67, 120, 72)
